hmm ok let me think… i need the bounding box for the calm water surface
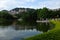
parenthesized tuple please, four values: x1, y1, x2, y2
(0, 25, 42, 40)
(0, 21, 54, 40)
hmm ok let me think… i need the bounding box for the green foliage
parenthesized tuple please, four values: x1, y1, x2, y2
(25, 21, 60, 40)
(36, 22, 55, 32)
(0, 10, 14, 20)
(26, 30, 60, 40)
(21, 10, 37, 23)
(37, 7, 60, 19)
(37, 7, 49, 19)
(0, 10, 14, 25)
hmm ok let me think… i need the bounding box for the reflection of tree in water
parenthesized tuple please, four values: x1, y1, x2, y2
(12, 20, 37, 30)
(0, 20, 13, 26)
(36, 22, 55, 32)
(0, 19, 55, 32)
(0, 20, 37, 30)
(17, 20, 37, 26)
(13, 25, 36, 30)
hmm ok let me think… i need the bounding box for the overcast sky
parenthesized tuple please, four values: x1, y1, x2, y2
(0, 0, 60, 10)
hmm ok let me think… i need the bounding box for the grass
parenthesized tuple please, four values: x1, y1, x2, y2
(25, 20, 60, 40)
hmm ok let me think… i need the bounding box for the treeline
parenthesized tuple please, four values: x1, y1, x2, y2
(0, 10, 15, 20)
(37, 7, 60, 20)
(0, 7, 60, 23)
(0, 10, 15, 25)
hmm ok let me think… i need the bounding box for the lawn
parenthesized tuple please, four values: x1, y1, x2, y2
(25, 20, 60, 40)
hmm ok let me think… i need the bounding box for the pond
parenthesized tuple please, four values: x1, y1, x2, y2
(0, 21, 55, 40)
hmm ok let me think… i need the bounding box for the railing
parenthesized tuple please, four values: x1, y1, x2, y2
(36, 20, 49, 23)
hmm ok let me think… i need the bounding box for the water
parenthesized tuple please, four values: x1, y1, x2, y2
(0, 21, 54, 40)
(0, 25, 42, 40)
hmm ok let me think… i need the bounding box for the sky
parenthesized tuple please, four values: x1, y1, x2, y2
(0, 0, 60, 10)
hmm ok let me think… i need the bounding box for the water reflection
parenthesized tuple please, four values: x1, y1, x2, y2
(0, 20, 13, 26)
(0, 20, 55, 32)
(0, 25, 41, 40)
(37, 22, 55, 32)
(0, 20, 55, 40)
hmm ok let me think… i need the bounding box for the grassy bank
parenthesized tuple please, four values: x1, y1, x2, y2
(25, 20, 60, 40)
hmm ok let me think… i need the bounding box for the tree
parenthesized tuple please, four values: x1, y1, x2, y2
(0, 10, 14, 20)
(37, 7, 49, 20)
(21, 9, 37, 25)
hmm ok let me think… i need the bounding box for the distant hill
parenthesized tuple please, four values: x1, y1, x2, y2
(9, 8, 35, 15)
